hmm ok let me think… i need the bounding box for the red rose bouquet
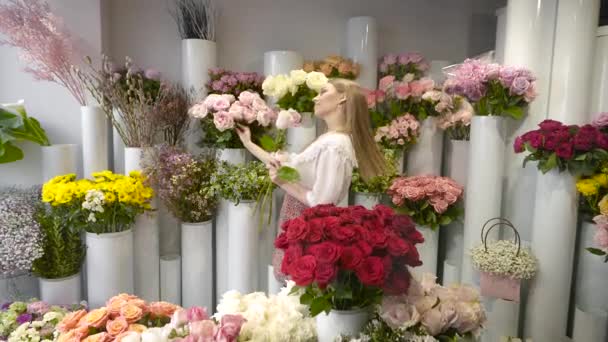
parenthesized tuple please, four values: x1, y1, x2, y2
(275, 204, 424, 317)
(387, 175, 464, 230)
(514, 119, 608, 175)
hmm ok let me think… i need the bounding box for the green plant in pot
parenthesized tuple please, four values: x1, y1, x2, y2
(0, 101, 50, 163)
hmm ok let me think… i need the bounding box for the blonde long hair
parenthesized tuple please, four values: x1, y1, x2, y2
(330, 78, 387, 181)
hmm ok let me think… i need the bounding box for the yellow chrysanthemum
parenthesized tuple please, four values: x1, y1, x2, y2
(576, 179, 599, 197)
(593, 173, 608, 188)
(104, 191, 117, 203)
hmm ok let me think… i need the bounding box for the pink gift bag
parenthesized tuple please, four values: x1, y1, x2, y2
(480, 272, 521, 302)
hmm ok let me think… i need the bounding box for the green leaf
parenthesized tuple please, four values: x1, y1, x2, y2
(0, 142, 24, 163)
(259, 134, 278, 152)
(277, 166, 300, 182)
(300, 292, 313, 305)
(439, 215, 452, 226)
(586, 247, 606, 256)
(575, 153, 588, 161)
(541, 152, 558, 173)
(310, 296, 331, 317)
(504, 106, 524, 120)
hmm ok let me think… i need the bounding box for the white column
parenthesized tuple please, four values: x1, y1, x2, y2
(41, 144, 78, 182)
(160, 254, 181, 305)
(546, 0, 600, 124)
(589, 26, 608, 120)
(461, 116, 506, 285)
(494, 7, 507, 64)
(572, 308, 608, 342)
(181, 222, 213, 309)
(263, 51, 303, 76)
(346, 16, 378, 90)
(501, 0, 558, 243)
(227, 201, 259, 293)
(81, 106, 108, 178)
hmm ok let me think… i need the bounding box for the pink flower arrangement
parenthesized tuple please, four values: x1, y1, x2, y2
(189, 91, 276, 132)
(374, 114, 420, 150)
(0, 0, 87, 105)
(379, 52, 430, 80)
(378, 274, 486, 339)
(592, 112, 608, 132)
(206, 68, 264, 97)
(387, 175, 464, 229)
(171, 307, 245, 342)
(514, 119, 608, 175)
(589, 215, 608, 261)
(443, 59, 537, 119)
(434, 95, 474, 141)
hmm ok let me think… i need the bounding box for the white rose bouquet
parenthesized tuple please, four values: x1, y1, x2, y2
(262, 70, 328, 115)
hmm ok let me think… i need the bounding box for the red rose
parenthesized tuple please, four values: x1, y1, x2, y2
(368, 229, 388, 248)
(351, 224, 369, 241)
(556, 142, 574, 159)
(383, 268, 411, 295)
(362, 216, 383, 231)
(324, 216, 341, 231)
(274, 233, 289, 249)
(307, 241, 343, 264)
(307, 218, 325, 242)
(513, 136, 525, 153)
(382, 255, 393, 276)
(391, 215, 416, 236)
(357, 241, 373, 256)
(405, 246, 422, 267)
(355, 257, 385, 287)
(328, 225, 357, 242)
(315, 204, 335, 217)
(387, 236, 411, 256)
(374, 205, 394, 223)
(407, 229, 425, 244)
(339, 213, 355, 225)
(302, 207, 318, 219)
(289, 255, 317, 286)
(538, 119, 563, 131)
(349, 206, 369, 223)
(597, 133, 608, 149)
(286, 217, 310, 242)
(340, 246, 364, 270)
(315, 263, 337, 288)
(280, 244, 303, 275)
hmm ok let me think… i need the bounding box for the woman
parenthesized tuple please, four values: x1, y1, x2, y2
(236, 78, 387, 279)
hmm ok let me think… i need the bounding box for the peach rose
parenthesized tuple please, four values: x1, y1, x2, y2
(338, 62, 353, 75)
(148, 302, 179, 319)
(79, 308, 110, 329)
(58, 325, 90, 342)
(107, 294, 136, 317)
(120, 304, 144, 324)
(128, 324, 148, 333)
(319, 63, 333, 76)
(57, 309, 87, 333)
(324, 55, 342, 67)
(303, 62, 315, 73)
(82, 332, 112, 342)
(106, 317, 129, 336)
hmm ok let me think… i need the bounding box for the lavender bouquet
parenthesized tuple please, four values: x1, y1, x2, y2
(206, 68, 264, 96)
(144, 146, 218, 223)
(0, 187, 44, 278)
(443, 59, 537, 120)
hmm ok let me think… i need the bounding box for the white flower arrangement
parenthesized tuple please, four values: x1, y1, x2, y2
(214, 281, 316, 342)
(82, 189, 105, 223)
(8, 311, 66, 342)
(262, 70, 328, 114)
(470, 240, 537, 280)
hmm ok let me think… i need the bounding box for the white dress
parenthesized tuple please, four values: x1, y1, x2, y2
(274, 131, 358, 206)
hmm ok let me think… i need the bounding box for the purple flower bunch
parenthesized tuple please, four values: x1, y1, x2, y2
(207, 68, 264, 96)
(514, 119, 608, 174)
(443, 59, 537, 119)
(379, 52, 430, 80)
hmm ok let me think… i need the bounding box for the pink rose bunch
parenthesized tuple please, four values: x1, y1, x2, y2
(275, 108, 302, 130)
(388, 175, 464, 229)
(171, 307, 245, 342)
(206, 68, 264, 96)
(379, 274, 486, 338)
(443, 59, 537, 119)
(374, 114, 420, 150)
(514, 119, 608, 174)
(189, 91, 276, 132)
(435, 95, 474, 141)
(379, 52, 430, 80)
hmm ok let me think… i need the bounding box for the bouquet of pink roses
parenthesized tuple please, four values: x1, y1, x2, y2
(387, 175, 464, 230)
(189, 90, 277, 149)
(378, 52, 430, 80)
(434, 94, 474, 141)
(443, 59, 537, 119)
(206, 68, 264, 97)
(374, 114, 420, 150)
(514, 119, 608, 175)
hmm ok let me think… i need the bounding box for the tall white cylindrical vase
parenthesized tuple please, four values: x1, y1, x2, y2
(442, 261, 460, 285)
(39, 273, 81, 305)
(215, 198, 231, 303)
(547, 0, 600, 124)
(406, 118, 443, 176)
(0, 273, 38, 302)
(81, 106, 108, 177)
(411, 226, 439, 277)
(287, 114, 316, 153)
(125, 147, 160, 302)
(112, 109, 125, 174)
(263, 51, 304, 76)
(494, 7, 507, 64)
(217, 148, 247, 165)
(524, 169, 577, 340)
(461, 116, 506, 285)
(572, 308, 608, 342)
(346, 16, 378, 90)
(316, 309, 370, 342)
(160, 255, 181, 305)
(574, 221, 608, 313)
(41, 144, 78, 182)
(227, 201, 259, 293)
(181, 221, 213, 309)
(353, 193, 380, 209)
(86, 230, 134, 309)
(482, 299, 519, 342)
(429, 60, 451, 85)
(590, 26, 608, 121)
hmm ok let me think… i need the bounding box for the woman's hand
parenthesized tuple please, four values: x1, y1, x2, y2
(267, 158, 285, 186)
(235, 124, 252, 145)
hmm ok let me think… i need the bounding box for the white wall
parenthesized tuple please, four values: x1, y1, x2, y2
(0, 0, 502, 186)
(0, 0, 102, 186)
